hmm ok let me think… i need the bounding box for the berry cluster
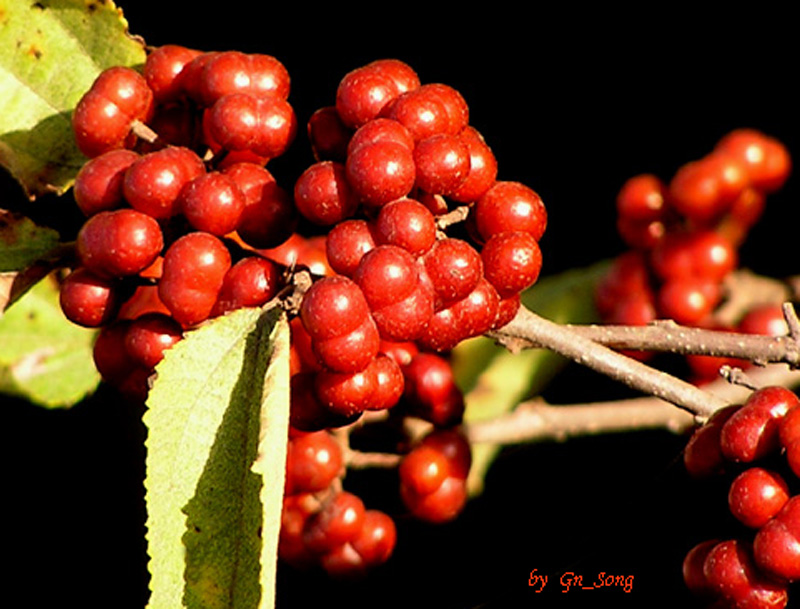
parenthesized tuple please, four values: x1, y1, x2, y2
(595, 129, 791, 373)
(63, 50, 547, 577)
(682, 386, 800, 608)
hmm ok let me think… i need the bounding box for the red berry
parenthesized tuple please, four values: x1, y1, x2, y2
(656, 277, 720, 326)
(325, 219, 377, 277)
(73, 149, 139, 216)
(399, 445, 450, 495)
(413, 133, 470, 196)
(209, 93, 297, 159)
(474, 181, 547, 242)
(210, 256, 281, 317)
(373, 197, 436, 256)
(347, 117, 414, 157)
(293, 161, 359, 225)
(683, 404, 740, 478)
(728, 468, 790, 529)
(616, 173, 670, 222)
(350, 510, 396, 567)
(400, 475, 467, 523)
(303, 491, 366, 554)
(143, 44, 202, 104)
(683, 539, 719, 596)
(123, 146, 206, 219)
(481, 231, 543, 297)
(753, 496, 800, 582)
(314, 365, 377, 417)
(308, 106, 352, 162)
(158, 232, 232, 327)
(77, 209, 164, 278)
(72, 66, 154, 157)
(345, 139, 416, 207)
(178, 171, 246, 235)
(402, 352, 465, 426)
(223, 162, 297, 249)
(124, 312, 183, 369)
(716, 129, 792, 193)
(336, 63, 403, 129)
(285, 431, 343, 495)
(449, 126, 498, 203)
(300, 275, 372, 342)
(422, 238, 483, 308)
(59, 267, 120, 327)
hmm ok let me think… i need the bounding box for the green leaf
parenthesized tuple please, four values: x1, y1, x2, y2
(0, 0, 146, 198)
(0, 273, 99, 407)
(455, 261, 610, 495)
(144, 306, 291, 609)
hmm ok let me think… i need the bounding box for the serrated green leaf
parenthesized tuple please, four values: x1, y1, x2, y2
(144, 306, 290, 609)
(456, 261, 610, 495)
(0, 0, 146, 198)
(0, 273, 99, 407)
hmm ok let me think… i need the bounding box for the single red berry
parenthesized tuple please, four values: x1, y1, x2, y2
(307, 106, 352, 162)
(402, 352, 465, 426)
(210, 256, 281, 317)
(683, 404, 740, 478)
(59, 267, 120, 327)
(481, 231, 543, 297)
(143, 44, 202, 104)
(367, 353, 404, 410)
(300, 275, 371, 342)
(158, 232, 232, 327)
(682, 539, 720, 596)
(314, 365, 377, 417)
(739, 305, 789, 338)
(728, 468, 790, 529)
(418, 83, 469, 135)
(303, 491, 366, 554)
(656, 277, 720, 326)
(380, 86, 451, 141)
(178, 171, 246, 235)
(702, 539, 759, 601)
(73, 149, 140, 216)
(399, 445, 450, 495)
(422, 238, 483, 308)
(753, 496, 800, 582)
(311, 317, 381, 374)
(413, 133, 470, 196)
(336, 63, 402, 129)
(474, 181, 547, 242)
(373, 197, 437, 256)
(616, 173, 670, 222)
(350, 509, 396, 567)
(294, 161, 359, 225)
(77, 209, 164, 278)
(345, 139, 416, 207)
(124, 312, 183, 369)
(400, 475, 467, 523)
(325, 219, 377, 277)
(285, 431, 343, 495)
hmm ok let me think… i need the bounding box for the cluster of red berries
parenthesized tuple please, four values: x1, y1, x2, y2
(61, 48, 547, 577)
(682, 386, 800, 608)
(595, 129, 792, 371)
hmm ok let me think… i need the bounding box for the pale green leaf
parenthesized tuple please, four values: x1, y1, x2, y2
(144, 306, 290, 609)
(0, 0, 146, 198)
(0, 273, 99, 407)
(456, 261, 610, 495)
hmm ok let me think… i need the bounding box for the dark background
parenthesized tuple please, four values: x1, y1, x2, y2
(3, 4, 799, 608)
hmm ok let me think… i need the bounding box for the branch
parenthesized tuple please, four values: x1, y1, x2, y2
(491, 305, 728, 417)
(466, 364, 800, 445)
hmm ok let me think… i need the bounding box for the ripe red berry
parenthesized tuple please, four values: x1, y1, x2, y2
(285, 431, 343, 495)
(373, 197, 437, 256)
(293, 161, 359, 225)
(350, 509, 396, 567)
(715, 129, 792, 193)
(728, 468, 790, 529)
(124, 312, 183, 369)
(307, 106, 352, 162)
(303, 491, 366, 554)
(346, 117, 414, 157)
(208, 93, 297, 159)
(399, 444, 450, 496)
(314, 365, 377, 417)
(325, 219, 377, 277)
(616, 173, 670, 222)
(422, 237, 483, 308)
(448, 126, 498, 203)
(123, 146, 206, 219)
(481, 231, 543, 297)
(345, 139, 416, 207)
(412, 133, 470, 196)
(683, 404, 740, 478)
(753, 496, 800, 582)
(59, 267, 120, 327)
(158, 232, 232, 327)
(474, 181, 547, 242)
(143, 44, 202, 104)
(336, 63, 404, 129)
(73, 149, 139, 216)
(77, 208, 164, 278)
(300, 275, 372, 342)
(401, 352, 465, 426)
(178, 171, 246, 235)
(400, 475, 467, 523)
(210, 256, 281, 317)
(72, 66, 154, 157)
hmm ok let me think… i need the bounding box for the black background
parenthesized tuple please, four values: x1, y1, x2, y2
(3, 4, 799, 608)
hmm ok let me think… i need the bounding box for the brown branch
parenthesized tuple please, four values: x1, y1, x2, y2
(491, 305, 729, 417)
(465, 364, 800, 445)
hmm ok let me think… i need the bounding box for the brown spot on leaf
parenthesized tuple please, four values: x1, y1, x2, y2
(28, 45, 42, 59)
